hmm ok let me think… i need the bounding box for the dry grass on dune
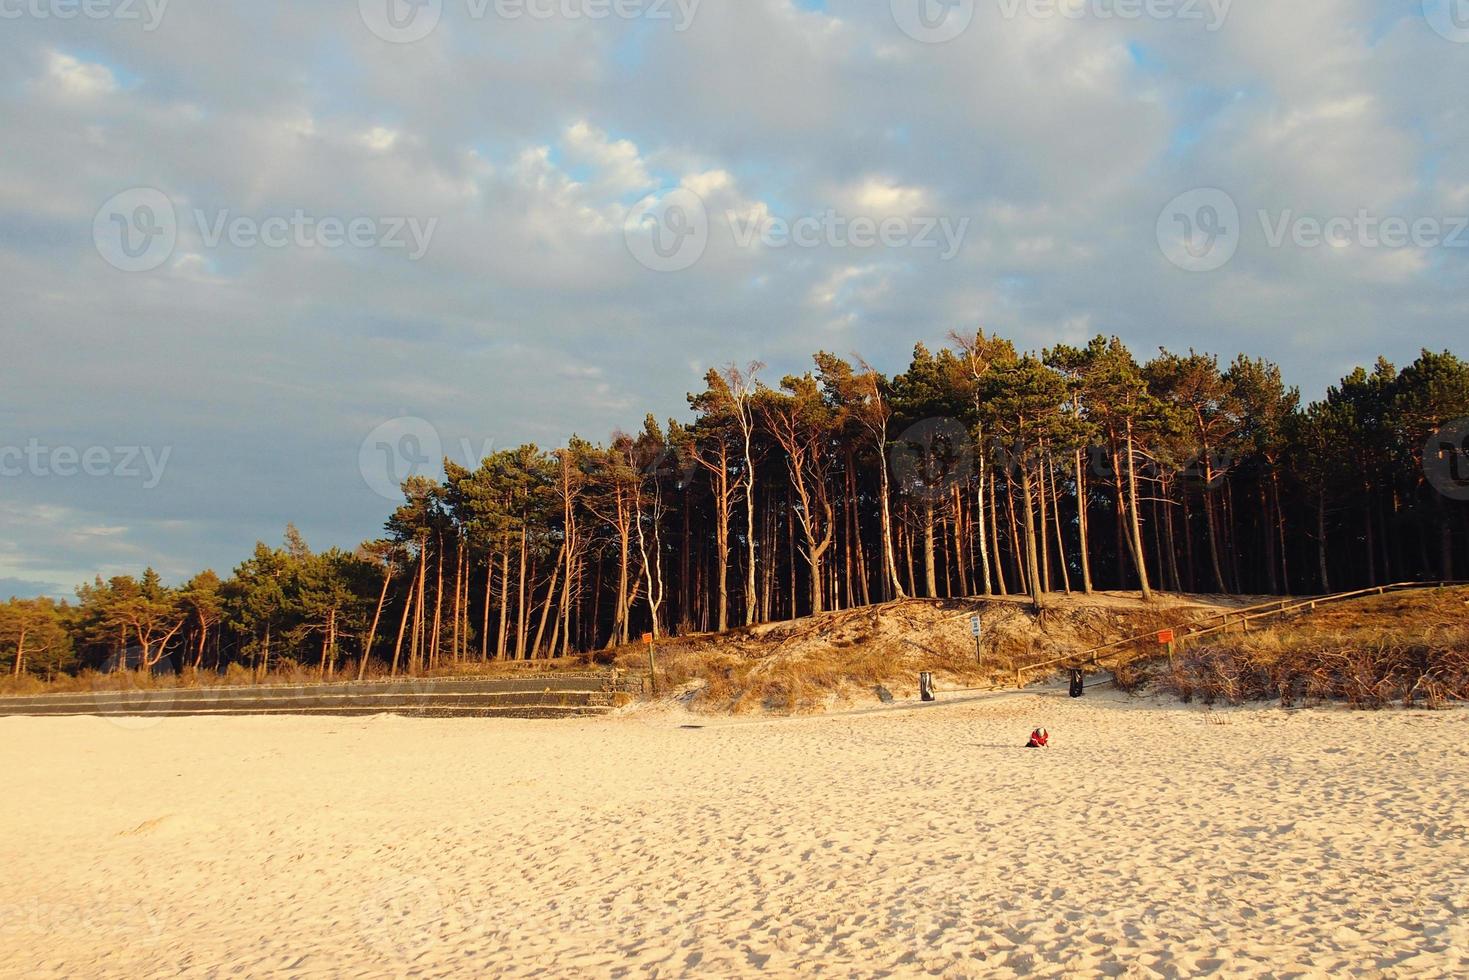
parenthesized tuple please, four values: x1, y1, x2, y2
(1154, 586, 1469, 709)
(616, 593, 1238, 714)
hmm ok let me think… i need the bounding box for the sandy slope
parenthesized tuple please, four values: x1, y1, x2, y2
(3, 694, 1467, 978)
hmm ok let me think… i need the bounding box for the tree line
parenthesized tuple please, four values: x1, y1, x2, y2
(5, 333, 1467, 681)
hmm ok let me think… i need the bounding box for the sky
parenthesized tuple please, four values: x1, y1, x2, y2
(2, 0, 1467, 599)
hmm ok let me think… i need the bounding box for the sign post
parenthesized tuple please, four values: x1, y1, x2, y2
(1158, 628, 1177, 665)
(970, 615, 983, 664)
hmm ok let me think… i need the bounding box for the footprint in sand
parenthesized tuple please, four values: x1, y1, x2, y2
(120, 815, 184, 837)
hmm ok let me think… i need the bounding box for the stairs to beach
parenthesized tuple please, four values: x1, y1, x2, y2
(0, 672, 642, 721)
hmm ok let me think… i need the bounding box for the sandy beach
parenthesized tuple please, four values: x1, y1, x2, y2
(3, 693, 1467, 978)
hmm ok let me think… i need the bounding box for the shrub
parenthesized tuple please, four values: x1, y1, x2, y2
(1158, 624, 1469, 709)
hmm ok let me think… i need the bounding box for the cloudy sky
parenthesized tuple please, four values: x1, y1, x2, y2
(1, 0, 1466, 598)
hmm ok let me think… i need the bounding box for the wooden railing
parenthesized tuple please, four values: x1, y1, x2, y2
(1014, 581, 1468, 686)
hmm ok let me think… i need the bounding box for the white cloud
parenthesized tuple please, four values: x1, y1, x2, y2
(844, 178, 930, 217)
(44, 50, 117, 97)
(562, 120, 651, 195)
(361, 126, 399, 151)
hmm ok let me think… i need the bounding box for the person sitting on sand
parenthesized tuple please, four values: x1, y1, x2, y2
(1026, 728, 1050, 749)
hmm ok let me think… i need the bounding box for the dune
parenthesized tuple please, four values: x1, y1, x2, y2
(3, 692, 1467, 977)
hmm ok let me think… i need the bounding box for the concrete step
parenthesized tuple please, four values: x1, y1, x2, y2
(0, 672, 630, 720)
(1, 690, 616, 715)
(0, 704, 613, 720)
(0, 685, 618, 709)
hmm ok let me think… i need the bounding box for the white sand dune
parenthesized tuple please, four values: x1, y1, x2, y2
(3, 692, 1467, 977)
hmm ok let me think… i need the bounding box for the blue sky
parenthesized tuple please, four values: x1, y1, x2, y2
(2, 0, 1467, 598)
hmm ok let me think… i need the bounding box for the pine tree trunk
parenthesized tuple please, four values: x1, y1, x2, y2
(681, 493, 691, 630)
(787, 501, 798, 617)
(1270, 468, 1289, 593)
(952, 484, 970, 596)
(497, 545, 510, 660)
(319, 617, 331, 677)
(1075, 447, 1094, 593)
(1037, 458, 1052, 594)
(716, 472, 730, 632)
(412, 541, 427, 673)
(878, 468, 904, 603)
(392, 575, 414, 676)
(1049, 457, 1072, 594)
(1005, 477, 1026, 591)
(922, 503, 937, 598)
(976, 458, 994, 596)
(743, 433, 759, 627)
(842, 464, 856, 609)
(360, 563, 393, 681)
(940, 510, 952, 597)
(452, 539, 463, 663)
(430, 539, 444, 669)
(902, 511, 917, 598)
(851, 464, 872, 606)
(807, 531, 828, 616)
(988, 474, 1007, 596)
(1163, 480, 1184, 592)
(559, 547, 576, 658)
(516, 525, 528, 659)
(1150, 491, 1168, 592)
(532, 544, 565, 657)
(1111, 445, 1129, 589)
(761, 496, 775, 621)
(1020, 466, 1044, 610)
(481, 553, 493, 663)
(1124, 423, 1154, 600)
(614, 518, 630, 648)
(1203, 482, 1227, 593)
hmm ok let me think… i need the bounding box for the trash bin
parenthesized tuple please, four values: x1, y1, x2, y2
(920, 672, 936, 702)
(1069, 668, 1085, 699)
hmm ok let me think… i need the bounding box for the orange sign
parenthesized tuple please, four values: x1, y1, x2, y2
(1157, 629, 1176, 645)
(641, 633, 654, 644)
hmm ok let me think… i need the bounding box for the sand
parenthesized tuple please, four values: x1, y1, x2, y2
(3, 692, 1467, 978)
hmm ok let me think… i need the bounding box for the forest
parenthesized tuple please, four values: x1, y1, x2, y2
(4, 333, 1468, 682)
